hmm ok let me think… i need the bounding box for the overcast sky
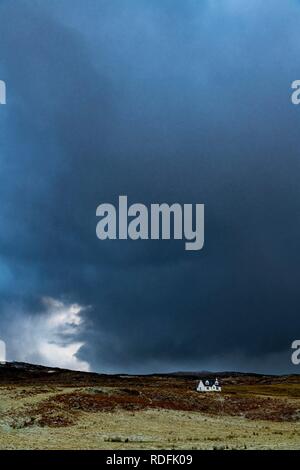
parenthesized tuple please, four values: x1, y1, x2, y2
(0, 0, 300, 374)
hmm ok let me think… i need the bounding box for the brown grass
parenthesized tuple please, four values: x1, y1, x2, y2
(19, 380, 300, 427)
(0, 373, 300, 449)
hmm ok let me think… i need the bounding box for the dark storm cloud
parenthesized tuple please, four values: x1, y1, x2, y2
(0, 0, 300, 373)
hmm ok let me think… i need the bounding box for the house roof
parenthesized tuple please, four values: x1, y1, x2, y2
(200, 379, 220, 386)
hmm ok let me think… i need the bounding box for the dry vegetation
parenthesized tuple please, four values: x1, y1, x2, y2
(0, 364, 299, 449)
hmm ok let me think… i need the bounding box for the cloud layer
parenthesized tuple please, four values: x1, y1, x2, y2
(0, 0, 300, 373)
(1, 297, 90, 371)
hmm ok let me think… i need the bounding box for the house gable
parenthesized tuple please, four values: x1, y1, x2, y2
(196, 378, 221, 392)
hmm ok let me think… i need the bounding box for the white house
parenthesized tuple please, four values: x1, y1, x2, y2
(197, 378, 221, 392)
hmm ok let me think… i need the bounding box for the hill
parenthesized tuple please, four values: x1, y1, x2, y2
(0, 362, 299, 449)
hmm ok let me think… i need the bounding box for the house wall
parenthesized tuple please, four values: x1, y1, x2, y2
(196, 382, 222, 392)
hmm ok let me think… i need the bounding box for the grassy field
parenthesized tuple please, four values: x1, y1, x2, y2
(0, 365, 300, 449)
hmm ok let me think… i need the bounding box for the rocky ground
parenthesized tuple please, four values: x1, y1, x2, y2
(0, 363, 299, 449)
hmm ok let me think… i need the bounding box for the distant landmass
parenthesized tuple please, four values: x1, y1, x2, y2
(0, 361, 299, 449)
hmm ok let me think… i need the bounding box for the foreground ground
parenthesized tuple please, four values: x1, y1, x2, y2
(0, 363, 299, 449)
